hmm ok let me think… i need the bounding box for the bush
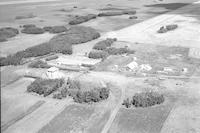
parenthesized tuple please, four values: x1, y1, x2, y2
(0, 36, 7, 42)
(122, 92, 165, 108)
(0, 27, 19, 41)
(98, 10, 136, 17)
(99, 87, 110, 99)
(166, 24, 178, 31)
(51, 26, 100, 44)
(157, 24, 178, 33)
(129, 16, 137, 19)
(105, 47, 135, 55)
(122, 10, 136, 15)
(98, 11, 124, 16)
(88, 50, 109, 59)
(122, 98, 131, 108)
(28, 60, 51, 68)
(21, 26, 45, 34)
(72, 87, 109, 103)
(93, 38, 116, 50)
(43, 26, 67, 33)
(27, 78, 65, 97)
(157, 26, 168, 33)
(45, 55, 58, 61)
(22, 24, 36, 28)
(15, 13, 36, 19)
(69, 14, 97, 25)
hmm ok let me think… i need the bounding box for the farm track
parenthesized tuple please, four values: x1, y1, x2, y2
(101, 86, 125, 133)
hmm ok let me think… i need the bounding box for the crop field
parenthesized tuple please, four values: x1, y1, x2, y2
(86, 110, 111, 133)
(1, 100, 44, 132)
(108, 101, 174, 133)
(1, 77, 43, 131)
(38, 104, 95, 133)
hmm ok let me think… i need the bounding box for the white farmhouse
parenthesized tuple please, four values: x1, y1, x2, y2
(42, 67, 64, 79)
(126, 61, 138, 71)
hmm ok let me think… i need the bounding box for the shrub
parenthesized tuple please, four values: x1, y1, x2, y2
(72, 87, 109, 103)
(129, 16, 137, 19)
(99, 87, 110, 99)
(15, 13, 36, 19)
(122, 98, 131, 108)
(69, 14, 97, 25)
(98, 11, 124, 16)
(0, 36, 7, 42)
(27, 78, 65, 97)
(157, 26, 168, 33)
(0, 27, 19, 40)
(88, 50, 109, 59)
(98, 10, 136, 17)
(105, 47, 135, 55)
(51, 26, 100, 44)
(28, 60, 51, 68)
(157, 24, 178, 33)
(43, 26, 67, 33)
(93, 38, 116, 50)
(131, 92, 164, 108)
(45, 55, 58, 61)
(122, 10, 136, 15)
(166, 24, 178, 31)
(22, 24, 36, 28)
(21, 26, 45, 34)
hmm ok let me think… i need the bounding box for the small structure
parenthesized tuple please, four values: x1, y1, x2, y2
(182, 68, 188, 73)
(139, 64, 152, 71)
(163, 67, 174, 72)
(126, 61, 138, 71)
(43, 67, 64, 79)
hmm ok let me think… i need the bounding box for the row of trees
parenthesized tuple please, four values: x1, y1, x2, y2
(0, 26, 100, 66)
(27, 78, 110, 103)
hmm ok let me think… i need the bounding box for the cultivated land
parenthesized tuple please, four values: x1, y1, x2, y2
(1, 0, 200, 133)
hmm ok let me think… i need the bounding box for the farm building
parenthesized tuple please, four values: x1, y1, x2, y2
(54, 56, 101, 66)
(42, 67, 64, 79)
(139, 64, 152, 71)
(126, 61, 138, 71)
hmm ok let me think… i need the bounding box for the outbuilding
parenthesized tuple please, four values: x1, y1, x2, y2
(43, 67, 64, 79)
